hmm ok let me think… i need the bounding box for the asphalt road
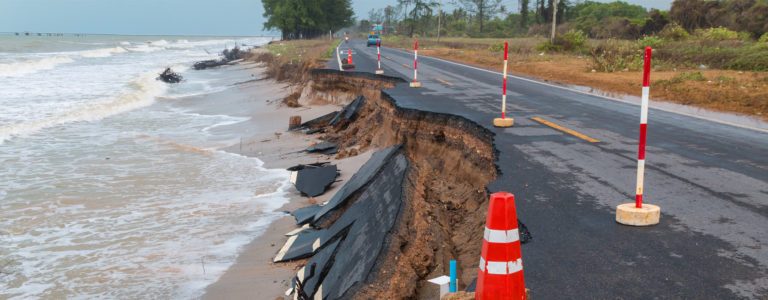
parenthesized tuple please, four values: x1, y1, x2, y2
(329, 39, 768, 299)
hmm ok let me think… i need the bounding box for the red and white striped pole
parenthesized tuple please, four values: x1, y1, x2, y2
(616, 46, 660, 227)
(635, 46, 652, 209)
(375, 40, 384, 75)
(493, 42, 514, 127)
(410, 39, 422, 88)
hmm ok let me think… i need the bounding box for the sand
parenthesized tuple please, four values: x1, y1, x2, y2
(198, 62, 372, 299)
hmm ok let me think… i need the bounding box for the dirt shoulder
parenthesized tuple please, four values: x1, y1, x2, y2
(385, 37, 768, 120)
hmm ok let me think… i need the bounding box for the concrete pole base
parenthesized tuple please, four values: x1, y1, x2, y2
(493, 117, 514, 128)
(616, 203, 661, 226)
(375, 69, 384, 75)
(410, 81, 422, 88)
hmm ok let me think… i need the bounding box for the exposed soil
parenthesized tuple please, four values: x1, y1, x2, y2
(253, 46, 500, 299)
(305, 72, 497, 299)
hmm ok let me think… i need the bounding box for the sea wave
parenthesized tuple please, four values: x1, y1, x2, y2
(0, 56, 75, 77)
(77, 46, 127, 58)
(0, 72, 167, 144)
(150, 39, 169, 46)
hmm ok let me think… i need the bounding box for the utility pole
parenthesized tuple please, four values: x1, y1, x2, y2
(550, 0, 559, 43)
(437, 0, 443, 44)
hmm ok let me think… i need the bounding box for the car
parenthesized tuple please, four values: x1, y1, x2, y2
(366, 34, 381, 47)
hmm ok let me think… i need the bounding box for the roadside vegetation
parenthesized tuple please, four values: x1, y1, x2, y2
(362, 0, 767, 118)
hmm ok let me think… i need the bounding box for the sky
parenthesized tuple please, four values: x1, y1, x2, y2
(0, 0, 673, 36)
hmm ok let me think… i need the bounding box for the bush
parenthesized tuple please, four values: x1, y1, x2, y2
(537, 41, 562, 52)
(560, 29, 588, 51)
(695, 27, 740, 41)
(488, 43, 505, 52)
(537, 29, 588, 52)
(589, 39, 644, 72)
(659, 23, 689, 41)
(655, 40, 768, 71)
(759, 33, 768, 43)
(737, 32, 754, 41)
(637, 35, 664, 49)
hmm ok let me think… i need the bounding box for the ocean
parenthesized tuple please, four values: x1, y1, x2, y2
(0, 34, 289, 298)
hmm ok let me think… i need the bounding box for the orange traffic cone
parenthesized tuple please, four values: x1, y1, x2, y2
(347, 48, 353, 65)
(476, 192, 526, 300)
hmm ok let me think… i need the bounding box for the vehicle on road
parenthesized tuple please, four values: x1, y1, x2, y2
(366, 34, 381, 47)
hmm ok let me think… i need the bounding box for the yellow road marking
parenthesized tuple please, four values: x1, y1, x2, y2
(531, 116, 600, 143)
(436, 78, 453, 86)
(401, 63, 410, 68)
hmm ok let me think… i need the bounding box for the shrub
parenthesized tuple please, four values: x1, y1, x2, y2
(488, 43, 505, 52)
(537, 41, 562, 52)
(637, 35, 664, 49)
(695, 27, 740, 41)
(677, 71, 706, 81)
(560, 29, 588, 51)
(659, 23, 690, 41)
(537, 29, 588, 52)
(760, 33, 768, 43)
(738, 32, 754, 41)
(589, 39, 644, 72)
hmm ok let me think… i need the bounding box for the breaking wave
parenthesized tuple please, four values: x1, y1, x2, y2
(77, 46, 127, 58)
(0, 56, 75, 77)
(0, 72, 167, 144)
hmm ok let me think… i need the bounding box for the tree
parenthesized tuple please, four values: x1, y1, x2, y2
(520, 0, 530, 28)
(262, 0, 355, 39)
(455, 0, 504, 32)
(399, 0, 437, 37)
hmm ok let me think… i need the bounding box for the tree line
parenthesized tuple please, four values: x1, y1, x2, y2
(363, 0, 768, 40)
(262, 0, 355, 39)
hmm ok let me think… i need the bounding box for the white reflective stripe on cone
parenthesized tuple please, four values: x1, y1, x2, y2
(479, 257, 524, 275)
(508, 258, 523, 274)
(484, 227, 520, 243)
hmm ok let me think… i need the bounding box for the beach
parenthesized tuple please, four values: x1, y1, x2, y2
(199, 61, 376, 299)
(0, 35, 344, 299)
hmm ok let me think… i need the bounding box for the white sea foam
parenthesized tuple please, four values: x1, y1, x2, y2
(77, 46, 127, 58)
(126, 44, 162, 53)
(0, 56, 75, 77)
(150, 39, 169, 46)
(0, 72, 166, 143)
(0, 35, 277, 299)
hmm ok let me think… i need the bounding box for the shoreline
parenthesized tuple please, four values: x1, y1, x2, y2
(199, 62, 373, 299)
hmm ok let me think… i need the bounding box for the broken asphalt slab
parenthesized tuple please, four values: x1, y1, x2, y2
(290, 164, 339, 197)
(288, 150, 409, 299)
(305, 141, 338, 155)
(329, 96, 365, 127)
(309, 145, 401, 226)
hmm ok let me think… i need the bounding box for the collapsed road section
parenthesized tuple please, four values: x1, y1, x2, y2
(268, 69, 507, 299)
(277, 146, 408, 299)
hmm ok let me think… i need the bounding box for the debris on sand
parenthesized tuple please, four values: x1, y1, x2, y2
(278, 146, 408, 299)
(292, 111, 340, 133)
(288, 163, 339, 197)
(156, 68, 183, 84)
(305, 141, 338, 155)
(329, 96, 365, 127)
(193, 59, 228, 70)
(193, 45, 251, 70)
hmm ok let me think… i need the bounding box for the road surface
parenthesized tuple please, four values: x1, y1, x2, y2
(330, 39, 768, 299)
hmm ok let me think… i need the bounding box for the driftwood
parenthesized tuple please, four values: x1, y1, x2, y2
(156, 68, 183, 84)
(193, 45, 251, 70)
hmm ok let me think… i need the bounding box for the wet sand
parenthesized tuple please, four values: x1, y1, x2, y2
(200, 62, 372, 299)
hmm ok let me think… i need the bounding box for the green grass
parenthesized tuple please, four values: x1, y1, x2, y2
(322, 39, 342, 60)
